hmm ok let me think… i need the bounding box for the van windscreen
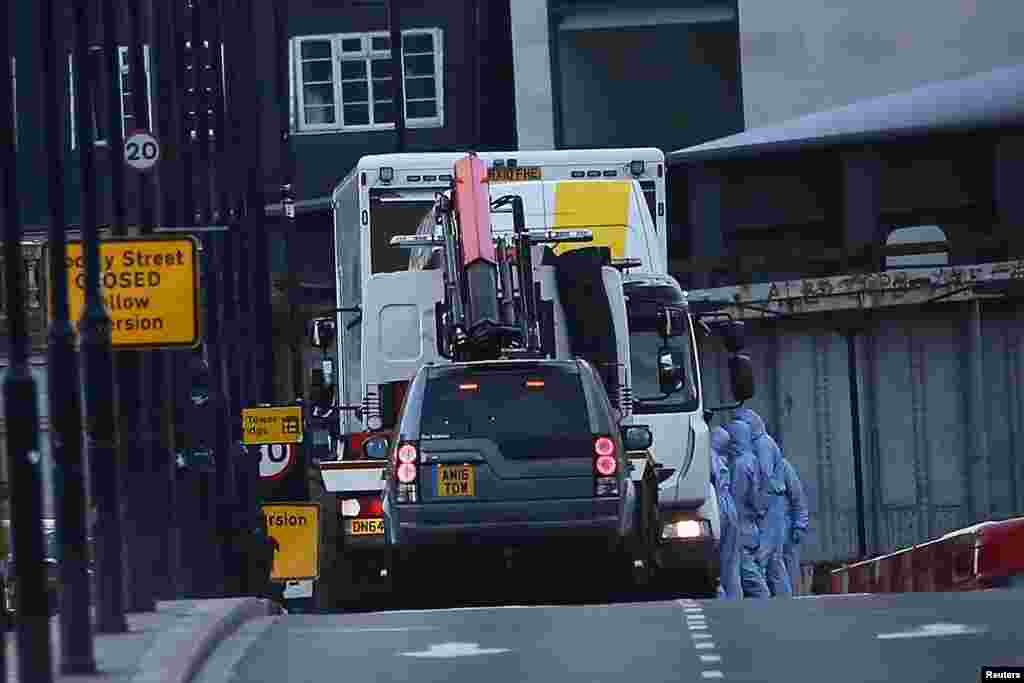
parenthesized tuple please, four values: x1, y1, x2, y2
(420, 366, 593, 458)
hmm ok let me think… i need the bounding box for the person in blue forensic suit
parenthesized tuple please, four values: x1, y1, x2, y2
(781, 456, 810, 595)
(723, 419, 770, 598)
(710, 426, 741, 598)
(736, 408, 792, 597)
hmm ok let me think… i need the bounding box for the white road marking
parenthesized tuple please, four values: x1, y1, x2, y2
(339, 627, 438, 633)
(400, 642, 512, 658)
(680, 601, 724, 678)
(876, 623, 988, 640)
(291, 625, 438, 634)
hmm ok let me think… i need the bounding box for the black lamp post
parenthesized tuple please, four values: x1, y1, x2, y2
(71, 0, 127, 634)
(2, 7, 54, 681)
(40, 0, 96, 672)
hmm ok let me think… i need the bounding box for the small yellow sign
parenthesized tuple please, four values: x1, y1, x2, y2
(242, 405, 304, 445)
(56, 237, 200, 349)
(263, 503, 320, 581)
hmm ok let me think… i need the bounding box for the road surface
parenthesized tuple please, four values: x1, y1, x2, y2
(197, 588, 1024, 683)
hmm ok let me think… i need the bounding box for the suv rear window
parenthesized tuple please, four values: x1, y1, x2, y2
(420, 365, 593, 458)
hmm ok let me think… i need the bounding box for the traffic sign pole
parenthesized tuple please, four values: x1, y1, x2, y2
(127, 0, 159, 616)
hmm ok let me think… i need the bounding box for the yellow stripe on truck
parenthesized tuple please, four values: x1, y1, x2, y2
(551, 180, 631, 258)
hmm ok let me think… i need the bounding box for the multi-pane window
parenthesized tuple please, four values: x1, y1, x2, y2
(69, 45, 153, 150)
(291, 28, 443, 133)
(183, 39, 227, 142)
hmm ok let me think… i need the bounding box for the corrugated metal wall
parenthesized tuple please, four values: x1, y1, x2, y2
(700, 298, 1024, 563)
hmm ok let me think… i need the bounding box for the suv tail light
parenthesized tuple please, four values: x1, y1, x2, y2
(395, 441, 419, 502)
(594, 435, 619, 496)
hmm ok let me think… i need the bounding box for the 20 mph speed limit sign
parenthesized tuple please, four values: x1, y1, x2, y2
(125, 130, 160, 171)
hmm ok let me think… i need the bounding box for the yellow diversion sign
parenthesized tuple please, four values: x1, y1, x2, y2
(56, 237, 200, 349)
(263, 503, 319, 581)
(242, 406, 304, 445)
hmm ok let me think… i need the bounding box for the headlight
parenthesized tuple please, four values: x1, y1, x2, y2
(661, 518, 711, 540)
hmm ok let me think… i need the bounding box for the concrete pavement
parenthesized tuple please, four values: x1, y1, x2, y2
(5, 598, 283, 683)
(196, 589, 1024, 683)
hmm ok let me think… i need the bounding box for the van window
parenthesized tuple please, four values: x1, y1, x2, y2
(639, 180, 657, 225)
(420, 365, 593, 458)
(369, 191, 436, 274)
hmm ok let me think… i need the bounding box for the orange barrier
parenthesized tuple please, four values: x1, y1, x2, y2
(828, 516, 1024, 594)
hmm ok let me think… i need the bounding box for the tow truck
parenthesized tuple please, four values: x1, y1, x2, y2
(308, 152, 755, 608)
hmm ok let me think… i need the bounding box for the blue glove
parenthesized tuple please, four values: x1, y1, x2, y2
(791, 527, 804, 545)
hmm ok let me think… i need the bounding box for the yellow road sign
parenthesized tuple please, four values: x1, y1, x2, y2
(54, 236, 200, 349)
(242, 405, 304, 445)
(263, 503, 320, 581)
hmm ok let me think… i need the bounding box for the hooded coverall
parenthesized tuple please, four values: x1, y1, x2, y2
(781, 457, 810, 595)
(710, 427, 741, 599)
(723, 419, 770, 598)
(736, 408, 792, 597)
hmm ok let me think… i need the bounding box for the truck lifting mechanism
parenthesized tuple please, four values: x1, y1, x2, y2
(390, 152, 593, 363)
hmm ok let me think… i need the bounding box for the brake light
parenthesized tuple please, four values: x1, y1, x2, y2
(395, 442, 418, 484)
(594, 435, 619, 496)
(340, 496, 384, 518)
(595, 455, 617, 476)
(397, 443, 418, 464)
(359, 497, 384, 518)
(459, 382, 479, 391)
(397, 463, 416, 483)
(594, 436, 617, 479)
(394, 441, 420, 502)
(525, 379, 544, 388)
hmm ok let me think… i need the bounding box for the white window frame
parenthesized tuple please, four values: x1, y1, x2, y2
(290, 28, 444, 135)
(69, 44, 154, 150)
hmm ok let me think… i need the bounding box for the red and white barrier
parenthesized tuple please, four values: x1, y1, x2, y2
(828, 516, 1024, 594)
